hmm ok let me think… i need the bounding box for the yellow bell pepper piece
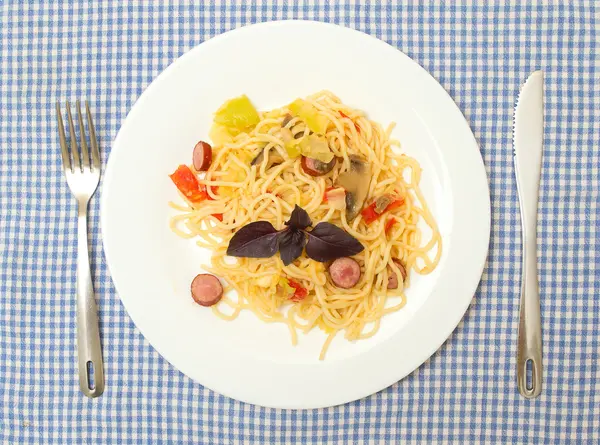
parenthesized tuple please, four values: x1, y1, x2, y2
(288, 99, 329, 134)
(214, 95, 260, 130)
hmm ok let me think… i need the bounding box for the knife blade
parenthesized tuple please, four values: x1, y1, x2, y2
(514, 70, 544, 398)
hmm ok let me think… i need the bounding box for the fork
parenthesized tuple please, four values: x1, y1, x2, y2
(56, 101, 105, 398)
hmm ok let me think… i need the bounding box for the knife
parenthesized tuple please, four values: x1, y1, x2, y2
(514, 70, 544, 398)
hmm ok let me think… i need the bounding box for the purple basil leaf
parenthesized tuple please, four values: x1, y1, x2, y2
(278, 228, 306, 266)
(226, 221, 281, 258)
(305, 222, 364, 262)
(285, 205, 312, 231)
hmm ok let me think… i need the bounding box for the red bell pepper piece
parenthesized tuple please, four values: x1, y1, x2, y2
(288, 279, 308, 302)
(361, 197, 404, 224)
(385, 217, 397, 234)
(171, 167, 223, 222)
(207, 186, 224, 221)
(169, 165, 208, 203)
(360, 204, 379, 224)
(206, 185, 219, 201)
(386, 199, 404, 212)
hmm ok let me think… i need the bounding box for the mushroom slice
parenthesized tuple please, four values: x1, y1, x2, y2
(336, 155, 371, 220)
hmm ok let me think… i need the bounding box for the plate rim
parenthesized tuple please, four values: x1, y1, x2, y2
(101, 19, 491, 409)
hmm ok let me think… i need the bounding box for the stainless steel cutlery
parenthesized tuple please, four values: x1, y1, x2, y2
(513, 71, 544, 398)
(56, 101, 105, 398)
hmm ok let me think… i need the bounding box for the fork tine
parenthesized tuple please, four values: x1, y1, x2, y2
(76, 100, 90, 169)
(86, 101, 101, 169)
(66, 101, 81, 171)
(56, 102, 71, 171)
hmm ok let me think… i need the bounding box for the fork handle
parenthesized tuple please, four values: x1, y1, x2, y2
(76, 199, 105, 397)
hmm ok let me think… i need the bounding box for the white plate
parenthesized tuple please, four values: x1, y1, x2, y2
(102, 21, 490, 409)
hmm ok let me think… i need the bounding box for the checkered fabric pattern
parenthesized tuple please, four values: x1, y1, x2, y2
(1, 1, 598, 444)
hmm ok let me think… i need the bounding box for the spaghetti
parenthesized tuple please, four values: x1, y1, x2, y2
(169, 91, 441, 359)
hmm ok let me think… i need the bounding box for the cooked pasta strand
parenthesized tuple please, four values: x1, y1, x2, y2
(170, 91, 441, 360)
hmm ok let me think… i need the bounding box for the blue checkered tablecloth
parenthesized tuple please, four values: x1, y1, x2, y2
(1, 1, 598, 444)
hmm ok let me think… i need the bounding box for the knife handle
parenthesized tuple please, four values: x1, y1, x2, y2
(515, 160, 543, 398)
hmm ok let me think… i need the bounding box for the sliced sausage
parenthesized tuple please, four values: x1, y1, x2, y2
(329, 257, 361, 289)
(193, 141, 212, 171)
(301, 156, 336, 176)
(191, 273, 223, 306)
(387, 260, 407, 290)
